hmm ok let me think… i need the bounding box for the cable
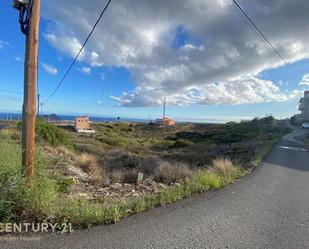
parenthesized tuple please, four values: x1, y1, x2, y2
(232, 0, 301, 80)
(43, 0, 113, 104)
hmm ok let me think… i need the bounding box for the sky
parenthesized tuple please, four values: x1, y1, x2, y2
(1, 0, 309, 123)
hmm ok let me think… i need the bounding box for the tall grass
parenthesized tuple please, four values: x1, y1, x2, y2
(0, 134, 60, 222)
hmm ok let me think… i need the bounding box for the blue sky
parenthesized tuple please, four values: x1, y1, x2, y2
(1, 0, 309, 122)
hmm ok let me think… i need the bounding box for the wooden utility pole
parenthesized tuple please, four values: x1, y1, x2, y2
(22, 0, 41, 178)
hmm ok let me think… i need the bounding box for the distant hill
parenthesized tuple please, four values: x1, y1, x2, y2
(42, 113, 61, 121)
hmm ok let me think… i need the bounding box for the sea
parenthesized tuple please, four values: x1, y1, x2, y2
(0, 112, 151, 123)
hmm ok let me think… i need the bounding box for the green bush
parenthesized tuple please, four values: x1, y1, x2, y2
(0, 200, 13, 222)
(171, 139, 192, 148)
(35, 118, 70, 147)
(57, 178, 75, 193)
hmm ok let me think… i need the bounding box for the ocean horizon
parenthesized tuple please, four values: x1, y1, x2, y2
(0, 112, 232, 124)
(0, 112, 152, 123)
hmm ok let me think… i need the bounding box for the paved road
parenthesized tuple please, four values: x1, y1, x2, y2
(1, 128, 309, 249)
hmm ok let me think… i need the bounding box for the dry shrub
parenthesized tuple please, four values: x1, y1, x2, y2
(104, 150, 141, 170)
(109, 169, 138, 184)
(1, 128, 15, 137)
(57, 145, 71, 155)
(109, 170, 124, 183)
(57, 145, 75, 160)
(44, 145, 55, 155)
(212, 158, 238, 177)
(78, 154, 98, 173)
(77, 153, 109, 186)
(154, 161, 192, 184)
(139, 156, 163, 175)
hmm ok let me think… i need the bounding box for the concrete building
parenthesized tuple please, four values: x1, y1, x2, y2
(294, 91, 309, 123)
(155, 117, 176, 126)
(74, 116, 95, 133)
(75, 116, 90, 130)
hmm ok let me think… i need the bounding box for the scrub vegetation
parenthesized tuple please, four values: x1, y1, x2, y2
(0, 117, 290, 227)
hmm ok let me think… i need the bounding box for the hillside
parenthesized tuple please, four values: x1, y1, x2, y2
(0, 117, 290, 227)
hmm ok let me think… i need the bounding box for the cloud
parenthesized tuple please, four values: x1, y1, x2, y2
(111, 75, 301, 107)
(100, 72, 105, 81)
(41, 63, 58, 75)
(300, 73, 309, 86)
(79, 67, 91, 75)
(0, 39, 10, 49)
(41, 0, 309, 107)
(15, 56, 22, 62)
(176, 115, 254, 123)
(97, 100, 102, 105)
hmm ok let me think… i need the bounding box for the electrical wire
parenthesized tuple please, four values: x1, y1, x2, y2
(43, 0, 113, 104)
(232, 0, 301, 80)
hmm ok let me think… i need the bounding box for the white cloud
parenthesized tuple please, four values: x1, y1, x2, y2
(97, 100, 102, 105)
(41, 0, 309, 107)
(41, 63, 58, 75)
(100, 72, 105, 81)
(79, 67, 91, 75)
(15, 56, 22, 62)
(0, 39, 10, 49)
(111, 75, 301, 107)
(300, 73, 309, 86)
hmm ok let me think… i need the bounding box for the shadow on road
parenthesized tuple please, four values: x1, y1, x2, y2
(264, 128, 309, 172)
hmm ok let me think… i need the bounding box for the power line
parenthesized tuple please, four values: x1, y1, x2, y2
(232, 0, 301, 80)
(43, 0, 113, 104)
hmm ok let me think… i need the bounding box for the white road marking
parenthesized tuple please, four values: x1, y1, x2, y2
(278, 146, 308, 152)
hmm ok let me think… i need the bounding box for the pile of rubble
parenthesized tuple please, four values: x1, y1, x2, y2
(68, 179, 163, 201)
(42, 145, 164, 201)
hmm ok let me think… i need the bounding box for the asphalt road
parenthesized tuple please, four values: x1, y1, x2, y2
(1, 127, 309, 249)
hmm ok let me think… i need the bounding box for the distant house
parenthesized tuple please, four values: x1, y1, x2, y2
(74, 116, 95, 134)
(155, 117, 176, 126)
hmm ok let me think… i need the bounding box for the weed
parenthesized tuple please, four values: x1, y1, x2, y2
(154, 161, 192, 184)
(77, 154, 109, 186)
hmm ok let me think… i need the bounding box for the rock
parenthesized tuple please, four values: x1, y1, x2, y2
(137, 172, 144, 183)
(77, 193, 90, 198)
(159, 183, 167, 189)
(97, 187, 108, 192)
(65, 165, 91, 182)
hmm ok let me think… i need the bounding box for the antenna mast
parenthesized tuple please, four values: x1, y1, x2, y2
(162, 97, 166, 127)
